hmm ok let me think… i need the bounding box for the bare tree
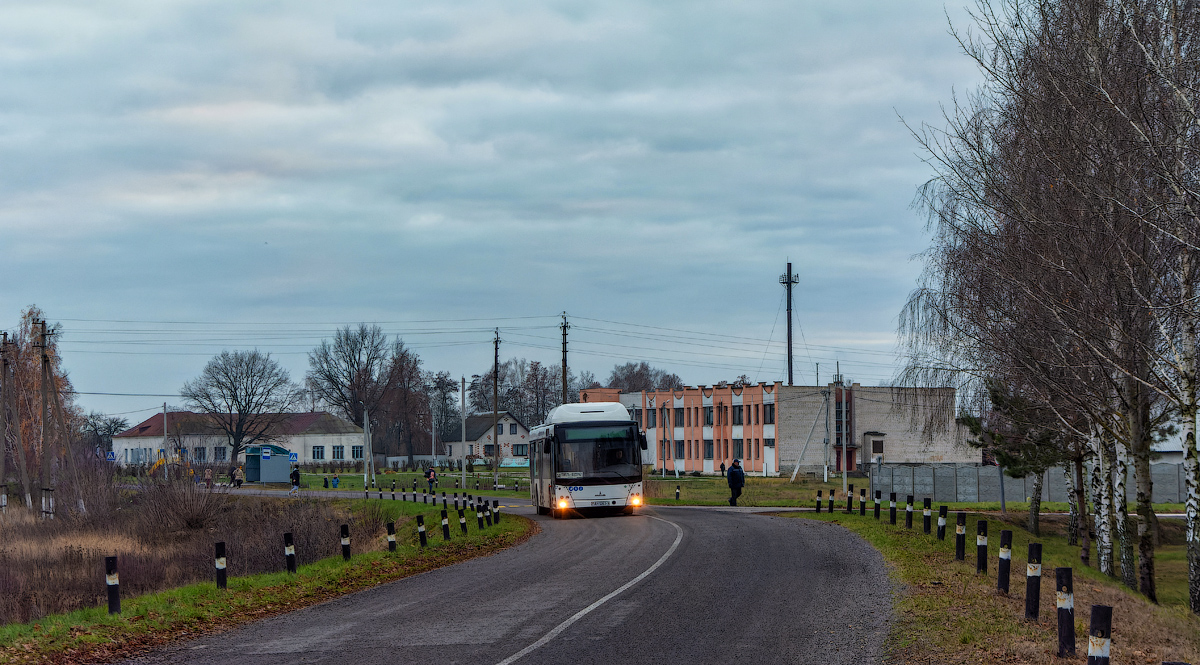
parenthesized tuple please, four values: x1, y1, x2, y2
(306, 324, 396, 428)
(181, 350, 301, 474)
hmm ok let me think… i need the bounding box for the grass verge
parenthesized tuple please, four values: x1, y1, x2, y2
(0, 502, 536, 665)
(783, 510, 1200, 664)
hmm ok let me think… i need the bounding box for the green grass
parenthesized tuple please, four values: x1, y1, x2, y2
(0, 500, 534, 664)
(783, 509, 1200, 663)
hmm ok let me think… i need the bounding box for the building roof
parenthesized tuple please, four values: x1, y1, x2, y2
(441, 411, 528, 442)
(115, 411, 362, 438)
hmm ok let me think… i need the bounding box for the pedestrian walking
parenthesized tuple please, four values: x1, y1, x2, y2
(426, 467, 437, 493)
(727, 459, 745, 506)
(232, 466, 244, 489)
(289, 466, 301, 497)
(203, 467, 213, 490)
(720, 461, 726, 477)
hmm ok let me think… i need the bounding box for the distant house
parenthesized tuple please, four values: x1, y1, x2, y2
(113, 411, 363, 466)
(440, 411, 531, 464)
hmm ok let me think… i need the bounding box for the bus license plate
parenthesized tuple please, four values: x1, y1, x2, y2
(592, 500, 611, 506)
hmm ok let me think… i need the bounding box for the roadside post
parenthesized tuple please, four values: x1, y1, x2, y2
(284, 532, 297, 573)
(827, 490, 835, 513)
(1086, 604, 1111, 664)
(416, 515, 427, 547)
(859, 489, 866, 516)
(937, 506, 947, 540)
(922, 498, 931, 534)
(955, 512, 966, 560)
(476, 501, 485, 530)
(976, 520, 987, 574)
(441, 510, 451, 541)
(816, 490, 822, 513)
(485, 501, 493, 527)
(846, 484, 854, 514)
(1057, 567, 1075, 657)
(1025, 543, 1042, 620)
(459, 508, 468, 535)
(998, 530, 1013, 593)
(676, 485, 680, 501)
(386, 522, 397, 551)
(889, 493, 897, 525)
(214, 542, 227, 589)
(905, 495, 913, 529)
(105, 556, 120, 614)
(493, 499, 501, 523)
(873, 490, 881, 519)
(340, 524, 351, 561)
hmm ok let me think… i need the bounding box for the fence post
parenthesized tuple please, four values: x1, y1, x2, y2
(416, 515, 427, 547)
(860, 489, 866, 516)
(105, 556, 120, 614)
(387, 522, 396, 551)
(889, 493, 897, 525)
(846, 484, 854, 514)
(937, 505, 947, 540)
(284, 532, 297, 573)
(816, 490, 822, 513)
(340, 524, 351, 561)
(1025, 542, 1042, 620)
(998, 530, 1012, 594)
(955, 512, 966, 560)
(459, 508, 468, 535)
(976, 520, 987, 574)
(1057, 567, 1075, 657)
(905, 495, 914, 529)
(922, 498, 931, 534)
(493, 499, 501, 523)
(1086, 604, 1111, 664)
(874, 490, 881, 519)
(215, 541, 227, 589)
(441, 510, 451, 541)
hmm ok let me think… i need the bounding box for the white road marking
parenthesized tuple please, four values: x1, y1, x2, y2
(494, 516, 685, 665)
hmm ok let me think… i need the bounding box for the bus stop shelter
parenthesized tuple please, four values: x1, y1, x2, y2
(245, 444, 292, 483)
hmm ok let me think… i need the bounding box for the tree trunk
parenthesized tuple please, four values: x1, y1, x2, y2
(1075, 455, 1091, 566)
(1065, 465, 1079, 546)
(1028, 471, 1043, 537)
(1090, 433, 1114, 577)
(1115, 441, 1138, 591)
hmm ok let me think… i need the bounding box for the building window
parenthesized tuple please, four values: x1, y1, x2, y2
(733, 439, 744, 459)
(193, 447, 206, 462)
(674, 440, 684, 458)
(704, 407, 713, 426)
(634, 408, 643, 426)
(674, 408, 684, 428)
(764, 403, 775, 424)
(214, 446, 227, 462)
(755, 404, 760, 425)
(704, 440, 714, 459)
(447, 445, 453, 457)
(352, 445, 364, 459)
(509, 423, 517, 435)
(484, 444, 495, 456)
(723, 440, 729, 458)
(333, 445, 345, 460)
(312, 446, 325, 461)
(496, 424, 504, 436)
(872, 439, 884, 454)
(513, 443, 528, 456)
(732, 406, 743, 425)
(764, 438, 775, 447)
(755, 439, 760, 460)
(468, 444, 474, 455)
(647, 409, 656, 428)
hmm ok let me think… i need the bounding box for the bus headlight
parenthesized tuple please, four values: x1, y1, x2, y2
(558, 499, 568, 509)
(631, 496, 642, 506)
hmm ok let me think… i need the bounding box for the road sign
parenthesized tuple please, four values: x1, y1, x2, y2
(105, 451, 116, 462)
(289, 452, 298, 463)
(262, 449, 271, 460)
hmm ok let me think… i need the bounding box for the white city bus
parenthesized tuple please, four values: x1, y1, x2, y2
(529, 402, 647, 517)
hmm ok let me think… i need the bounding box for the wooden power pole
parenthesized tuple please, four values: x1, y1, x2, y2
(492, 328, 500, 484)
(561, 313, 569, 405)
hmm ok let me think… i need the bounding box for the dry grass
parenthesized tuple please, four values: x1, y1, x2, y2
(0, 482, 390, 626)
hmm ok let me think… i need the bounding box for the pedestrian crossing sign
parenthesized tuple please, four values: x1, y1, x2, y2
(289, 452, 298, 462)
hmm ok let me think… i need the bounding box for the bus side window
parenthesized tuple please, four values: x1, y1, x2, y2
(543, 439, 552, 454)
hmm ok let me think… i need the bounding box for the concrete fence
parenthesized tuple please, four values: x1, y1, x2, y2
(869, 463, 1187, 505)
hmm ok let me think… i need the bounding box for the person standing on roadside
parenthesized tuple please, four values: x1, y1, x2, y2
(232, 466, 244, 489)
(727, 458, 745, 506)
(203, 467, 213, 490)
(289, 466, 301, 497)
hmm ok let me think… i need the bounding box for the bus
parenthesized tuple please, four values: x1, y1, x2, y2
(529, 402, 647, 517)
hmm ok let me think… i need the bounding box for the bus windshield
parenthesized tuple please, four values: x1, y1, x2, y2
(556, 424, 640, 481)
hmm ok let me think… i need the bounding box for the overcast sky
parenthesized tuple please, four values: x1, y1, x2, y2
(0, 0, 979, 421)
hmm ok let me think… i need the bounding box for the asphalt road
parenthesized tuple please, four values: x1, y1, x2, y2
(125, 506, 892, 665)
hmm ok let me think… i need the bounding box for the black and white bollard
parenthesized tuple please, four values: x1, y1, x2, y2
(955, 512, 966, 560)
(846, 484, 854, 514)
(441, 510, 451, 541)
(922, 498, 931, 534)
(1057, 567, 1075, 657)
(816, 490, 822, 513)
(874, 490, 881, 519)
(423, 489, 428, 504)
(341, 523, 351, 561)
(905, 495, 913, 529)
(364, 487, 369, 501)
(476, 502, 485, 530)
(859, 489, 866, 516)
(416, 515, 428, 547)
(976, 520, 987, 574)
(284, 532, 297, 573)
(387, 522, 397, 551)
(215, 541, 227, 589)
(1025, 542, 1042, 620)
(485, 502, 493, 527)
(459, 508, 468, 535)
(1086, 604, 1111, 664)
(937, 505, 947, 540)
(998, 530, 1013, 594)
(889, 493, 897, 525)
(454, 492, 460, 510)
(493, 499, 501, 523)
(827, 490, 835, 514)
(105, 556, 120, 614)
(676, 485, 680, 501)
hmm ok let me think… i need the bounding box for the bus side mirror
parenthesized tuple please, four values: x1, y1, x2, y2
(639, 431, 648, 450)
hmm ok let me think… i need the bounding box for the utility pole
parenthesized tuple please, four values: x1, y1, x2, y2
(823, 383, 830, 483)
(560, 313, 569, 405)
(460, 376, 467, 489)
(4, 334, 33, 508)
(362, 403, 370, 490)
(493, 328, 500, 486)
(37, 320, 53, 519)
(837, 365, 847, 497)
(779, 262, 799, 386)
